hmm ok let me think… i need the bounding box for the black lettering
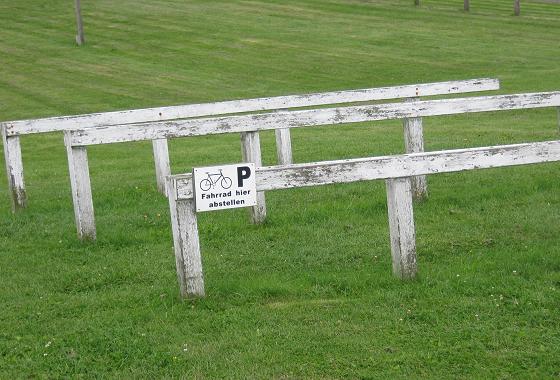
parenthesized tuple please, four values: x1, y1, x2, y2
(237, 166, 251, 187)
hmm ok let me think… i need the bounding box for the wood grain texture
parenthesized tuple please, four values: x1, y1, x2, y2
(3, 79, 499, 214)
(167, 178, 205, 298)
(4, 78, 499, 136)
(64, 133, 96, 240)
(386, 178, 417, 279)
(1, 128, 27, 212)
(152, 139, 171, 196)
(169, 139, 559, 296)
(241, 132, 267, 224)
(68, 91, 560, 146)
(173, 140, 560, 199)
(403, 98, 428, 200)
(55, 81, 501, 237)
(275, 128, 293, 165)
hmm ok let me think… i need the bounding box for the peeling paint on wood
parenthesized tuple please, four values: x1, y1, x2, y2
(241, 132, 267, 224)
(1, 126, 27, 212)
(275, 128, 293, 165)
(173, 140, 560, 199)
(152, 139, 171, 196)
(3, 79, 499, 215)
(386, 178, 417, 279)
(167, 178, 205, 298)
(51, 80, 501, 237)
(169, 139, 560, 297)
(68, 91, 560, 146)
(64, 132, 96, 240)
(403, 98, 428, 200)
(4, 79, 499, 136)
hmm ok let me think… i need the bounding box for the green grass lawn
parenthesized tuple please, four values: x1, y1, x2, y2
(1, 0, 560, 378)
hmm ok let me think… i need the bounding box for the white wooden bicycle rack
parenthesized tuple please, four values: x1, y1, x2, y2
(167, 140, 560, 298)
(65, 90, 559, 240)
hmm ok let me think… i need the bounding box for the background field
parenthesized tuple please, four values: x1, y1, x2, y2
(1, 0, 559, 378)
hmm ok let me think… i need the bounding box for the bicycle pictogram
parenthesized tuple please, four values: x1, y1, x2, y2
(199, 170, 233, 191)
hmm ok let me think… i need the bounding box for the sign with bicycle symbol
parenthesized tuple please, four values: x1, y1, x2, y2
(192, 163, 257, 212)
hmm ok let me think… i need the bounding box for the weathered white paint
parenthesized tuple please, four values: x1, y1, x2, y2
(152, 139, 171, 196)
(167, 178, 204, 298)
(55, 81, 503, 238)
(174, 140, 560, 199)
(4, 79, 499, 136)
(3, 79, 499, 214)
(241, 132, 267, 223)
(403, 97, 428, 200)
(275, 128, 293, 165)
(64, 133, 96, 240)
(1, 127, 27, 212)
(169, 139, 560, 297)
(68, 92, 560, 146)
(386, 178, 417, 279)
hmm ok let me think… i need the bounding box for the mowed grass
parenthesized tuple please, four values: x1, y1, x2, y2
(1, 0, 560, 378)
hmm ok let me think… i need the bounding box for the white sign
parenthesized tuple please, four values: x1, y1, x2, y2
(193, 163, 257, 212)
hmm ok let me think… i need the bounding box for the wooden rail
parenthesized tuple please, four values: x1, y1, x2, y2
(64, 90, 560, 240)
(3, 79, 500, 136)
(167, 140, 560, 298)
(68, 92, 560, 145)
(1, 78, 498, 214)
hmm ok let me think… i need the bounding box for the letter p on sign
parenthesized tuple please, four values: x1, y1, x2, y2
(193, 163, 257, 212)
(237, 166, 251, 187)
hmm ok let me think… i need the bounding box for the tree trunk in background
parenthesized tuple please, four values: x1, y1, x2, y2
(75, 0, 85, 45)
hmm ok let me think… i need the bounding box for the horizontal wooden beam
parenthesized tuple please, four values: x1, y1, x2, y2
(68, 91, 560, 146)
(172, 140, 560, 200)
(3, 78, 499, 136)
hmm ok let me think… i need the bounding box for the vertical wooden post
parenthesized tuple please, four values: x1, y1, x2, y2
(1, 126, 27, 212)
(74, 0, 85, 45)
(167, 178, 205, 298)
(241, 131, 267, 223)
(152, 139, 171, 196)
(275, 128, 293, 165)
(64, 133, 96, 240)
(386, 177, 417, 280)
(514, 0, 520, 15)
(464, 0, 470, 11)
(403, 98, 428, 200)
